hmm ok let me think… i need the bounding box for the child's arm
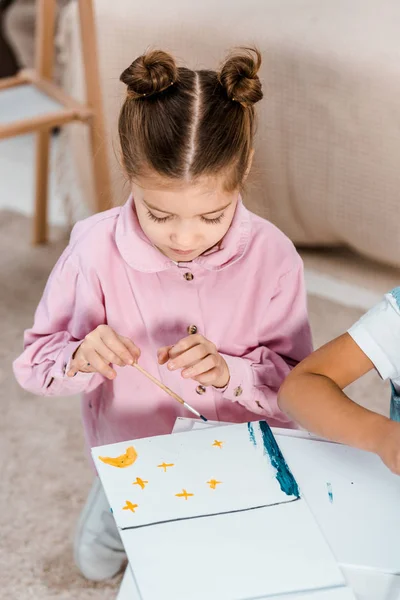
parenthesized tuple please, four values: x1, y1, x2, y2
(13, 245, 106, 397)
(278, 332, 400, 474)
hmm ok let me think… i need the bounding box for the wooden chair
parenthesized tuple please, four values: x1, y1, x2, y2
(0, 0, 111, 244)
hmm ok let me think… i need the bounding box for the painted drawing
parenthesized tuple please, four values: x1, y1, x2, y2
(133, 477, 148, 489)
(92, 421, 301, 530)
(248, 422, 300, 497)
(93, 423, 352, 599)
(212, 440, 224, 448)
(123, 501, 138, 513)
(175, 489, 194, 500)
(98, 446, 138, 468)
(207, 479, 222, 489)
(157, 462, 175, 472)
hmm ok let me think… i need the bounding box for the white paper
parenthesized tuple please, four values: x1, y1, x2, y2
(93, 422, 298, 530)
(266, 590, 356, 600)
(120, 500, 344, 600)
(342, 566, 400, 600)
(276, 435, 400, 573)
(117, 566, 141, 600)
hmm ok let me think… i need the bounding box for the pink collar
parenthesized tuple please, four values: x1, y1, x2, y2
(115, 195, 251, 273)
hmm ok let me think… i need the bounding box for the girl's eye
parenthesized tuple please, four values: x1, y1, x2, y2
(147, 210, 171, 224)
(201, 213, 225, 225)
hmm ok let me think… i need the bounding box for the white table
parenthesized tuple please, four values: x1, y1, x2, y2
(114, 420, 400, 600)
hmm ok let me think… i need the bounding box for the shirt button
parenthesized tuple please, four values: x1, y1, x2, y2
(187, 325, 198, 335)
(184, 272, 194, 281)
(234, 386, 243, 397)
(196, 385, 206, 395)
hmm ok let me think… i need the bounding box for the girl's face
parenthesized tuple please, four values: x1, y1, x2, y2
(132, 176, 239, 262)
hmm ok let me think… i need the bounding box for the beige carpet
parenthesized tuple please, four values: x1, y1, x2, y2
(0, 211, 390, 599)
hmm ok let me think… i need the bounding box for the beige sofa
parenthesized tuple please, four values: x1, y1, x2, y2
(8, 0, 400, 267)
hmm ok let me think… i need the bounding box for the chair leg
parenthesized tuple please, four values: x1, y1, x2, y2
(33, 129, 50, 244)
(32, 0, 56, 244)
(78, 0, 112, 213)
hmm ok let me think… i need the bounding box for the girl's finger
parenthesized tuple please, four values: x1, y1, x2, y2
(67, 358, 96, 377)
(90, 338, 127, 367)
(99, 329, 137, 365)
(194, 368, 221, 386)
(83, 348, 116, 380)
(157, 345, 173, 365)
(119, 336, 141, 363)
(168, 335, 209, 359)
(168, 344, 209, 371)
(181, 354, 218, 378)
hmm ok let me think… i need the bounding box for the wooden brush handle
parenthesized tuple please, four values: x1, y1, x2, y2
(133, 363, 185, 406)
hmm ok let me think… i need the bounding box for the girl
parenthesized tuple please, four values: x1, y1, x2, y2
(278, 287, 400, 476)
(13, 48, 312, 581)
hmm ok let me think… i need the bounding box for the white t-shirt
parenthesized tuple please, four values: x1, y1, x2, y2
(348, 288, 400, 390)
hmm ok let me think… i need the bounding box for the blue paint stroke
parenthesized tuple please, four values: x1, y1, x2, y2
(249, 421, 300, 498)
(326, 482, 333, 503)
(390, 382, 400, 423)
(247, 422, 257, 446)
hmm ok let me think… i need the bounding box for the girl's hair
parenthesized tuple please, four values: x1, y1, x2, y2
(119, 48, 263, 191)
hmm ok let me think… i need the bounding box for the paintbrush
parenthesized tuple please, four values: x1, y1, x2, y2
(132, 362, 208, 422)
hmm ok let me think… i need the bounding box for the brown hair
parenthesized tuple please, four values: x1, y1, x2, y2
(119, 48, 263, 191)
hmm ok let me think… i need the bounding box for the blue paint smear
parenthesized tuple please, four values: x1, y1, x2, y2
(248, 421, 300, 498)
(326, 482, 333, 503)
(247, 422, 257, 446)
(390, 382, 400, 422)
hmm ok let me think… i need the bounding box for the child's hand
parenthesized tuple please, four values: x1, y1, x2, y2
(376, 420, 400, 475)
(157, 335, 230, 388)
(67, 325, 140, 380)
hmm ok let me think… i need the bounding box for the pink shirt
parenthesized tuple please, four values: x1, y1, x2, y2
(13, 197, 312, 449)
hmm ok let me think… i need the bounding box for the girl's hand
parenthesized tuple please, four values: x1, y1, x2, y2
(376, 420, 400, 475)
(67, 325, 140, 380)
(157, 334, 230, 388)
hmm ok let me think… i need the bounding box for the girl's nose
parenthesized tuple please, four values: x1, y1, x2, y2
(170, 223, 198, 248)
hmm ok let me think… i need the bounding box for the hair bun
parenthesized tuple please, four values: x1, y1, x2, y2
(120, 50, 178, 99)
(219, 48, 263, 107)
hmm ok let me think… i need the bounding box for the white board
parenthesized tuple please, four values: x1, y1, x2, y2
(120, 500, 345, 600)
(92, 422, 300, 530)
(267, 590, 356, 600)
(276, 435, 400, 573)
(94, 421, 346, 598)
(117, 566, 141, 600)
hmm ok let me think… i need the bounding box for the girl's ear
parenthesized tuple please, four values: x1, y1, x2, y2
(243, 149, 255, 183)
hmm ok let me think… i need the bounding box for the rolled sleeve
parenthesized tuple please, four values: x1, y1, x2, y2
(13, 232, 105, 397)
(50, 340, 95, 384)
(348, 293, 400, 381)
(348, 324, 396, 380)
(218, 354, 254, 403)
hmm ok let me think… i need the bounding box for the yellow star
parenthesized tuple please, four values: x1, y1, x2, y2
(158, 462, 175, 472)
(175, 489, 194, 500)
(123, 500, 138, 513)
(133, 477, 148, 489)
(207, 479, 222, 489)
(212, 440, 224, 448)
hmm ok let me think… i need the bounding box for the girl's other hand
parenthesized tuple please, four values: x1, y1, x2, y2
(157, 334, 230, 388)
(67, 325, 140, 380)
(376, 420, 400, 475)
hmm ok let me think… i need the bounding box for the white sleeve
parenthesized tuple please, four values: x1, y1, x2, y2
(348, 292, 400, 381)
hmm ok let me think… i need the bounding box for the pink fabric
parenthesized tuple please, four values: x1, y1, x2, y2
(13, 197, 312, 448)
